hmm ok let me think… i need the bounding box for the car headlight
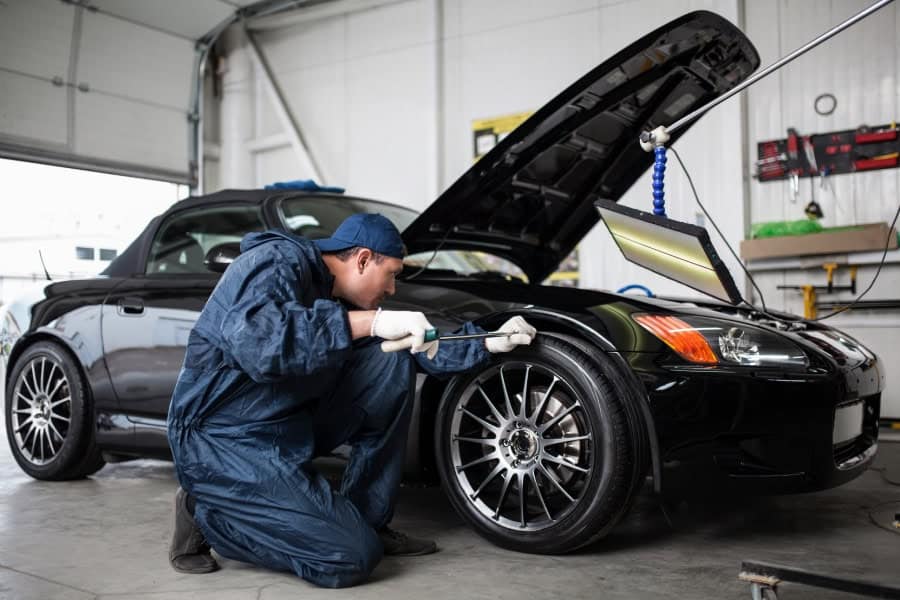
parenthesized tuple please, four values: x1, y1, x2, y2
(634, 314, 809, 369)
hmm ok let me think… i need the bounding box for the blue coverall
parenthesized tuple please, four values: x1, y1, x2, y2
(167, 230, 488, 588)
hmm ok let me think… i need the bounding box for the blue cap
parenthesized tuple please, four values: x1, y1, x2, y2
(313, 213, 405, 259)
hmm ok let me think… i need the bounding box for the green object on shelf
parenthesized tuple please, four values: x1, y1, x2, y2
(751, 219, 824, 239)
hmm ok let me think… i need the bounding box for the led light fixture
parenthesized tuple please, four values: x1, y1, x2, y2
(595, 200, 742, 305)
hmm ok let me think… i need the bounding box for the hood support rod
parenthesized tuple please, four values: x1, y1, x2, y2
(639, 0, 895, 215)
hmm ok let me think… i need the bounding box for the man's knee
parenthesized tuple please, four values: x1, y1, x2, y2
(300, 526, 383, 588)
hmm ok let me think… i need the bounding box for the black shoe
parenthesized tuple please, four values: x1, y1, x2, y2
(378, 526, 438, 556)
(169, 487, 220, 574)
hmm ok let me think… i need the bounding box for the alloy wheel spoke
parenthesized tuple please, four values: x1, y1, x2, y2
(13, 408, 32, 415)
(529, 471, 554, 522)
(456, 452, 498, 472)
(542, 453, 589, 473)
(16, 416, 35, 434)
(46, 377, 65, 401)
(46, 361, 59, 388)
(471, 463, 504, 500)
(517, 472, 527, 528)
(542, 434, 591, 447)
(49, 396, 71, 410)
(20, 424, 36, 449)
(15, 392, 35, 407)
(47, 419, 65, 441)
(529, 377, 559, 423)
(538, 403, 580, 434)
(50, 412, 71, 424)
(38, 429, 45, 461)
(21, 372, 37, 399)
(39, 358, 47, 393)
(538, 463, 575, 502)
(460, 408, 499, 434)
(29, 426, 39, 457)
(454, 436, 496, 447)
(499, 366, 515, 419)
(493, 471, 513, 519)
(30, 362, 41, 395)
(476, 384, 505, 424)
(45, 428, 57, 455)
(518, 365, 532, 419)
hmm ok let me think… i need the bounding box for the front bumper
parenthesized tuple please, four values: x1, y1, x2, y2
(627, 351, 883, 494)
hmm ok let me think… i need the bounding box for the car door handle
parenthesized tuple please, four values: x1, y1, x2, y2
(117, 297, 144, 315)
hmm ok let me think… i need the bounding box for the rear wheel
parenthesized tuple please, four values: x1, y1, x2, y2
(435, 336, 646, 553)
(5, 341, 105, 480)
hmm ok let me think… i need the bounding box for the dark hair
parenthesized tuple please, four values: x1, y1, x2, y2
(329, 246, 387, 264)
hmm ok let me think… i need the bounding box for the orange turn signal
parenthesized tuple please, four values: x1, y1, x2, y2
(634, 315, 718, 364)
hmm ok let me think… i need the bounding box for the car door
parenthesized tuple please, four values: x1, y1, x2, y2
(101, 203, 266, 425)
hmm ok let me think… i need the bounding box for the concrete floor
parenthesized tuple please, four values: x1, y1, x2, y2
(1, 417, 899, 600)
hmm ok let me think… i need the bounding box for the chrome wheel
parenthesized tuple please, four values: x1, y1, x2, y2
(449, 362, 594, 532)
(10, 355, 71, 465)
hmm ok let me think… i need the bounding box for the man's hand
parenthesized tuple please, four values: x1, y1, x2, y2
(371, 310, 439, 359)
(485, 316, 536, 353)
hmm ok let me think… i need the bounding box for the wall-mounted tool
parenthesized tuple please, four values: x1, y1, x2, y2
(757, 122, 900, 182)
(777, 262, 858, 318)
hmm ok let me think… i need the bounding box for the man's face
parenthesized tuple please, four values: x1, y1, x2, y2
(340, 249, 404, 309)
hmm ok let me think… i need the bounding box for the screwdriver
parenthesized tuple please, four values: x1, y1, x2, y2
(380, 328, 513, 352)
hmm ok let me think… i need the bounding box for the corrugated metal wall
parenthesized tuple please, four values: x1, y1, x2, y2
(217, 0, 897, 295)
(229, 0, 744, 294)
(745, 0, 899, 228)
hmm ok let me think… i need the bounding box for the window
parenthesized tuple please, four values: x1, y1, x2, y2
(146, 205, 265, 274)
(279, 197, 418, 240)
(99, 248, 118, 261)
(405, 250, 527, 282)
(75, 247, 95, 260)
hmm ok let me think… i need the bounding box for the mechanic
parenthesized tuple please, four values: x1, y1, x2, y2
(166, 213, 536, 588)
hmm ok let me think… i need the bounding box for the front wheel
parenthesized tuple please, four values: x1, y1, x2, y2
(435, 336, 644, 554)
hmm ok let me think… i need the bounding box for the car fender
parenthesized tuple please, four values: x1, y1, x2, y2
(2, 279, 122, 413)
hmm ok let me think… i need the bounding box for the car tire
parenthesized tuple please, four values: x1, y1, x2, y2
(4, 341, 105, 480)
(435, 335, 646, 554)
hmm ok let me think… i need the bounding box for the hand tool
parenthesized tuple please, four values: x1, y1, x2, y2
(380, 328, 514, 352)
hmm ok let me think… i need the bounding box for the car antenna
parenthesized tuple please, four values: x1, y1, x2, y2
(38, 250, 52, 281)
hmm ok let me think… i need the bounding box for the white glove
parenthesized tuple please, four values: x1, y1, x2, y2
(371, 309, 439, 359)
(485, 316, 537, 353)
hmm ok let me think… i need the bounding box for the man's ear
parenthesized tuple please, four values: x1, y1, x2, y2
(357, 248, 373, 273)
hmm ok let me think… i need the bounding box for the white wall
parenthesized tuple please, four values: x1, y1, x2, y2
(745, 0, 899, 229)
(212, 0, 899, 297)
(215, 0, 745, 295)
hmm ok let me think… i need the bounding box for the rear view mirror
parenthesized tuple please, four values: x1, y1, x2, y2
(204, 242, 241, 274)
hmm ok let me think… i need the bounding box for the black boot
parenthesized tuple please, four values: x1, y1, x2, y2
(378, 526, 438, 556)
(169, 487, 220, 574)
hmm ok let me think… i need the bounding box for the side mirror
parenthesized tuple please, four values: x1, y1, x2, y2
(204, 242, 241, 274)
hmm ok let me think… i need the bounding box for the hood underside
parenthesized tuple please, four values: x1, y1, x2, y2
(403, 11, 759, 283)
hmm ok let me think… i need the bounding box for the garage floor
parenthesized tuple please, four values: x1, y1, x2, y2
(1, 416, 898, 600)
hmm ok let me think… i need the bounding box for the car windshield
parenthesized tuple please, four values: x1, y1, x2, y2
(278, 196, 526, 281)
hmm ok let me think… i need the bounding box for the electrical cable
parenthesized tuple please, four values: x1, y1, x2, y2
(668, 147, 777, 318)
(669, 146, 900, 324)
(402, 226, 455, 281)
(810, 199, 900, 321)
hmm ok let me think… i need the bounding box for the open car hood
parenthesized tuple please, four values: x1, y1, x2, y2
(402, 11, 759, 283)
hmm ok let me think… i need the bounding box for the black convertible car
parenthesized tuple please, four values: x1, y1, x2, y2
(1, 12, 883, 554)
